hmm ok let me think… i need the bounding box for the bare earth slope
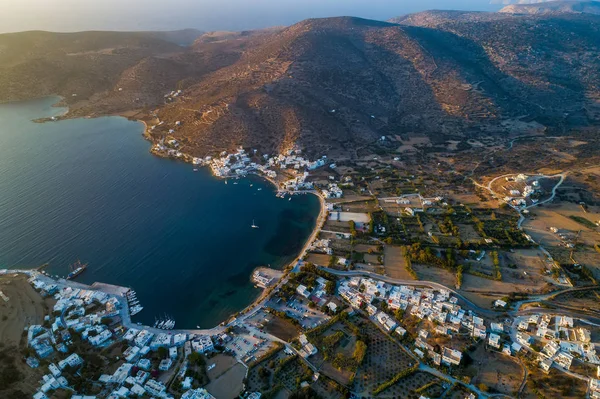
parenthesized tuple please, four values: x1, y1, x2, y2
(150, 14, 600, 158)
(0, 14, 599, 158)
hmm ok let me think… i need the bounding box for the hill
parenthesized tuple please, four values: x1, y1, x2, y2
(1, 14, 599, 159)
(147, 14, 600, 158)
(500, 1, 600, 15)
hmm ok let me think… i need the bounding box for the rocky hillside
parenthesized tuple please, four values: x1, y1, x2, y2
(1, 13, 599, 159)
(149, 14, 600, 158)
(0, 30, 205, 111)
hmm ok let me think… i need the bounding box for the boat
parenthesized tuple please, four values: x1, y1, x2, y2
(66, 260, 88, 280)
(130, 305, 144, 316)
(193, 168, 198, 172)
(251, 219, 259, 229)
(289, 197, 292, 201)
(257, 188, 262, 191)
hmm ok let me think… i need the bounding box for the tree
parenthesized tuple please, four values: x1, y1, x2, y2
(394, 308, 405, 321)
(348, 220, 357, 237)
(157, 347, 168, 359)
(258, 366, 270, 379)
(324, 281, 336, 295)
(188, 352, 205, 366)
(353, 340, 367, 363)
(289, 387, 321, 399)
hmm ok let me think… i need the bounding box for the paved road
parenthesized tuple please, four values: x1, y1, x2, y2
(511, 285, 600, 313)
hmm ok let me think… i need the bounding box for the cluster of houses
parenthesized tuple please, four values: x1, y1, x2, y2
(337, 276, 563, 370)
(309, 238, 333, 255)
(295, 276, 337, 311)
(163, 89, 183, 102)
(15, 272, 220, 399)
(383, 194, 445, 211)
(151, 137, 184, 159)
(322, 183, 343, 198)
(338, 278, 471, 367)
(298, 334, 318, 358)
(513, 314, 599, 374)
(151, 139, 330, 194)
(190, 147, 320, 192)
(549, 226, 578, 249)
(502, 175, 542, 208)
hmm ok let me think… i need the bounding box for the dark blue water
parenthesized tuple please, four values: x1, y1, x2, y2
(0, 97, 319, 328)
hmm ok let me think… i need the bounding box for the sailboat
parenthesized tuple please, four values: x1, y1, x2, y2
(251, 219, 259, 229)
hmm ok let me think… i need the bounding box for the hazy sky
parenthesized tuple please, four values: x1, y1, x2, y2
(1, 0, 500, 33)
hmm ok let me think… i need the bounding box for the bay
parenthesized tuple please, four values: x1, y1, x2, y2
(0, 97, 320, 328)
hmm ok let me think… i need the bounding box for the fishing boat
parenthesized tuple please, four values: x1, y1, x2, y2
(66, 260, 88, 280)
(251, 219, 259, 229)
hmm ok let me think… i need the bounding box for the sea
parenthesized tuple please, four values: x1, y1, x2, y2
(0, 97, 320, 328)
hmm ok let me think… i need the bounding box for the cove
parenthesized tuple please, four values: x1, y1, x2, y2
(0, 97, 320, 328)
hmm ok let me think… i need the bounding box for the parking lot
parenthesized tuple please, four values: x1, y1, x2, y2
(266, 295, 331, 329)
(224, 326, 272, 363)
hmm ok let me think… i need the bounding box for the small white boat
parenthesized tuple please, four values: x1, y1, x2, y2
(251, 219, 259, 229)
(130, 305, 144, 316)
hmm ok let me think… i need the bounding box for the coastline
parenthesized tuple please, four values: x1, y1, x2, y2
(2, 96, 327, 332)
(2, 186, 325, 335)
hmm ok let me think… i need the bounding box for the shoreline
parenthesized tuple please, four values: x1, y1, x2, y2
(2, 98, 327, 332)
(1, 184, 325, 333)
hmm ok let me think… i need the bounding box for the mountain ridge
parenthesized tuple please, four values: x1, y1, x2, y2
(0, 12, 599, 159)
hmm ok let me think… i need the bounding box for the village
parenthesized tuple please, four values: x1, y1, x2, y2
(3, 107, 600, 399)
